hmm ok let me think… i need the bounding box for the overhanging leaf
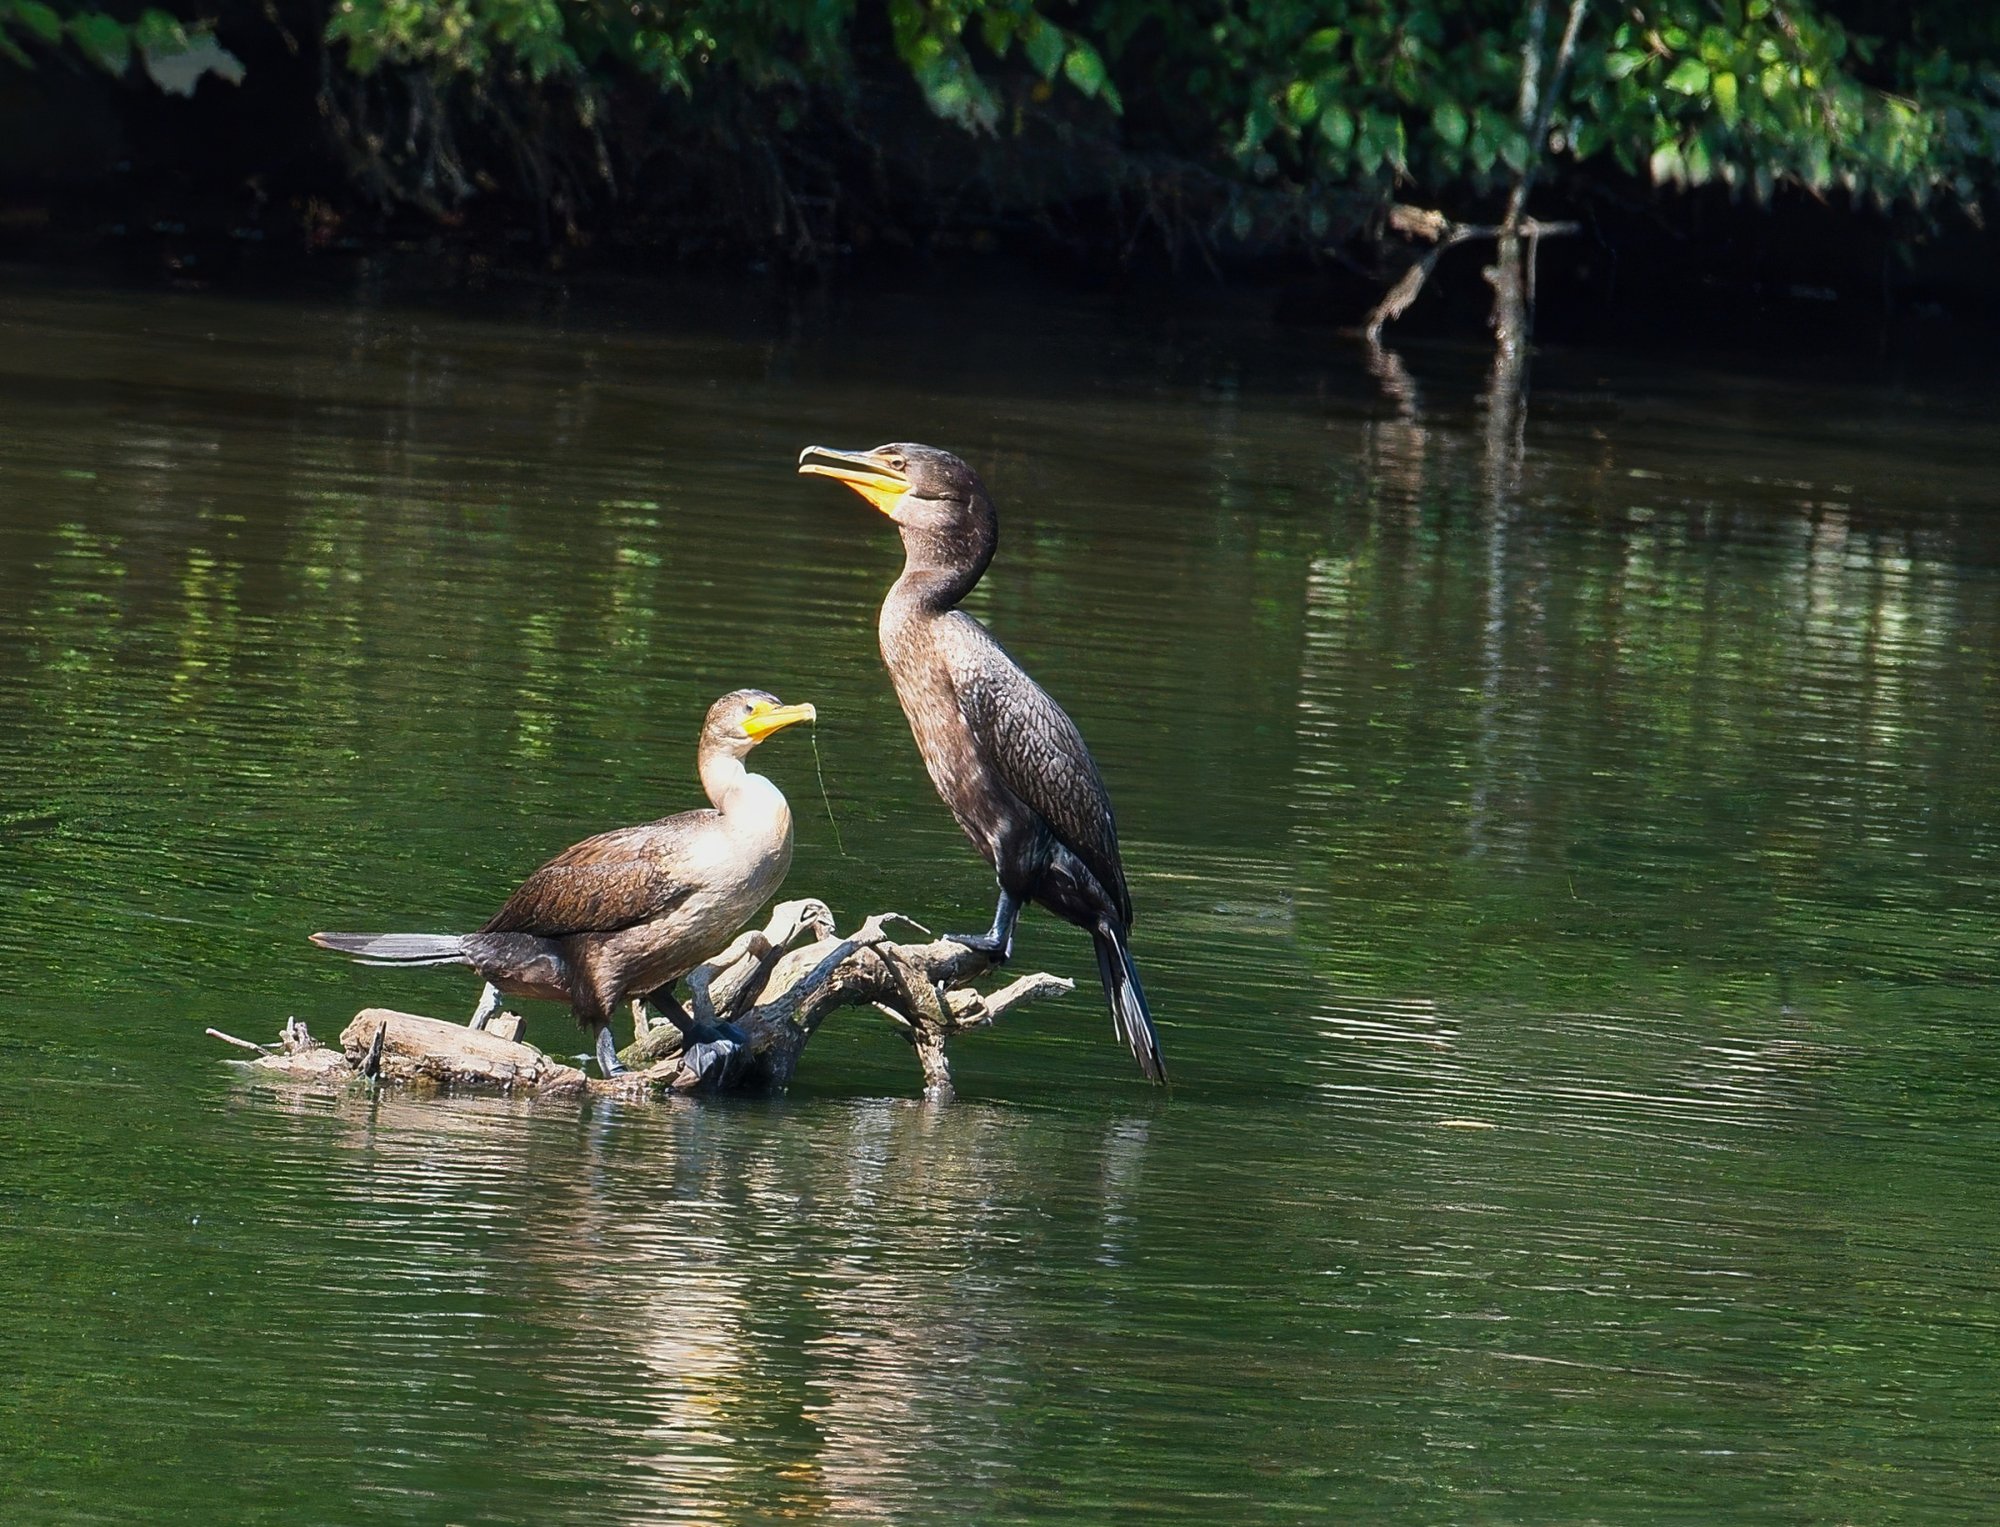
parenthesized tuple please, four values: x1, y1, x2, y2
(10, 0, 63, 47)
(1063, 41, 1107, 100)
(143, 30, 246, 95)
(1712, 70, 1739, 125)
(1664, 58, 1710, 96)
(68, 11, 131, 76)
(1021, 17, 1061, 81)
(1431, 99, 1468, 147)
(132, 7, 186, 54)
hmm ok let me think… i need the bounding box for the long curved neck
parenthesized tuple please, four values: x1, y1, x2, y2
(699, 745, 791, 848)
(892, 500, 997, 614)
(699, 745, 750, 812)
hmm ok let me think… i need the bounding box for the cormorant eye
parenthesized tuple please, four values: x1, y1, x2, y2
(887, 455, 907, 472)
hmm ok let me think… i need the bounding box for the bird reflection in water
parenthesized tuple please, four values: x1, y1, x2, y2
(246, 1093, 1159, 1519)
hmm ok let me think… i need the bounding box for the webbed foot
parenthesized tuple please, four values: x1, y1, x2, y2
(594, 1024, 627, 1079)
(945, 929, 1012, 962)
(680, 1020, 751, 1091)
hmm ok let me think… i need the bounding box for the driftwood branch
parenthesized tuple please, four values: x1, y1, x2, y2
(1363, 206, 1580, 343)
(222, 898, 1074, 1102)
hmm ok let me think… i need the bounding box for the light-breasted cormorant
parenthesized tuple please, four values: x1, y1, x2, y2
(798, 443, 1166, 1083)
(311, 689, 816, 1081)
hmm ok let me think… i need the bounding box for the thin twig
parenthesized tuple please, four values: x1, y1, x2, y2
(206, 1027, 272, 1055)
(1518, 0, 1550, 130)
(1505, 0, 1593, 228)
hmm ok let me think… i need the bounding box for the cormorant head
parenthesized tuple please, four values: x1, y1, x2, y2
(704, 689, 816, 760)
(797, 442, 998, 585)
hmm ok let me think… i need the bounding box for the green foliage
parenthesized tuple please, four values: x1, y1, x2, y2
(8, 1, 62, 48)
(884, 0, 1119, 130)
(3, 0, 1997, 232)
(1075, 0, 1999, 212)
(1, 0, 242, 92)
(312, 0, 1122, 136)
(1576, 1, 2000, 207)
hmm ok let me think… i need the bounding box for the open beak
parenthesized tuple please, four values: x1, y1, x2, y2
(798, 445, 909, 516)
(742, 700, 817, 741)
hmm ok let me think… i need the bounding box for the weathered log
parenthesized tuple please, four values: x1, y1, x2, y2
(343, 1010, 591, 1093)
(224, 898, 1075, 1101)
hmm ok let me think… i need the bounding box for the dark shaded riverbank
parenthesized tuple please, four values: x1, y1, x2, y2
(5, 38, 1998, 355)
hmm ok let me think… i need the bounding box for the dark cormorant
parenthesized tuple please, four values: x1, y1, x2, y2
(798, 443, 1166, 1083)
(311, 689, 816, 1080)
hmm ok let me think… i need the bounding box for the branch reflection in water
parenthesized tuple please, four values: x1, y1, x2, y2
(247, 1087, 1159, 1519)
(1293, 337, 1892, 1143)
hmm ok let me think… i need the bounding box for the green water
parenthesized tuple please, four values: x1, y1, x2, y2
(2, 269, 1998, 1522)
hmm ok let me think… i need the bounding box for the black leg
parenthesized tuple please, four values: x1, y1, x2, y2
(948, 887, 1020, 963)
(643, 983, 692, 1031)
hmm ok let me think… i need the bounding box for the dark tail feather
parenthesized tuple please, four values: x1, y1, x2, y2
(1092, 923, 1167, 1085)
(309, 931, 469, 967)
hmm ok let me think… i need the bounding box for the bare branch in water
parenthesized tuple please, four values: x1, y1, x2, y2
(215, 898, 1074, 1102)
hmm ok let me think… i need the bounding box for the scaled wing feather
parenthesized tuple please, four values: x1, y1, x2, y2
(953, 624, 1132, 926)
(480, 816, 708, 938)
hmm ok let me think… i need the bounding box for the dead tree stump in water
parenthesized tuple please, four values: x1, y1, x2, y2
(218, 899, 1074, 1101)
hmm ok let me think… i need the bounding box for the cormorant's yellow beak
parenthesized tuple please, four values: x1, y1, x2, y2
(798, 445, 908, 517)
(742, 700, 817, 741)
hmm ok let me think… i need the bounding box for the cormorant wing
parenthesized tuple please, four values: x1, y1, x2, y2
(479, 813, 713, 939)
(953, 622, 1133, 926)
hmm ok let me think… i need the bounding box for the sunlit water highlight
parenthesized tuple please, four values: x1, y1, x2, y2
(2, 269, 1998, 1521)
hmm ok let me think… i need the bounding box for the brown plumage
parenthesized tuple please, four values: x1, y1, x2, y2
(799, 442, 1165, 1084)
(311, 689, 816, 1078)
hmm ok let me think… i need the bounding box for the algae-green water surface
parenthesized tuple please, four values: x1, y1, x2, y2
(3, 270, 1998, 1522)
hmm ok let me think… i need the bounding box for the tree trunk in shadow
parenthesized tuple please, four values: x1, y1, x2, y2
(1362, 0, 1591, 366)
